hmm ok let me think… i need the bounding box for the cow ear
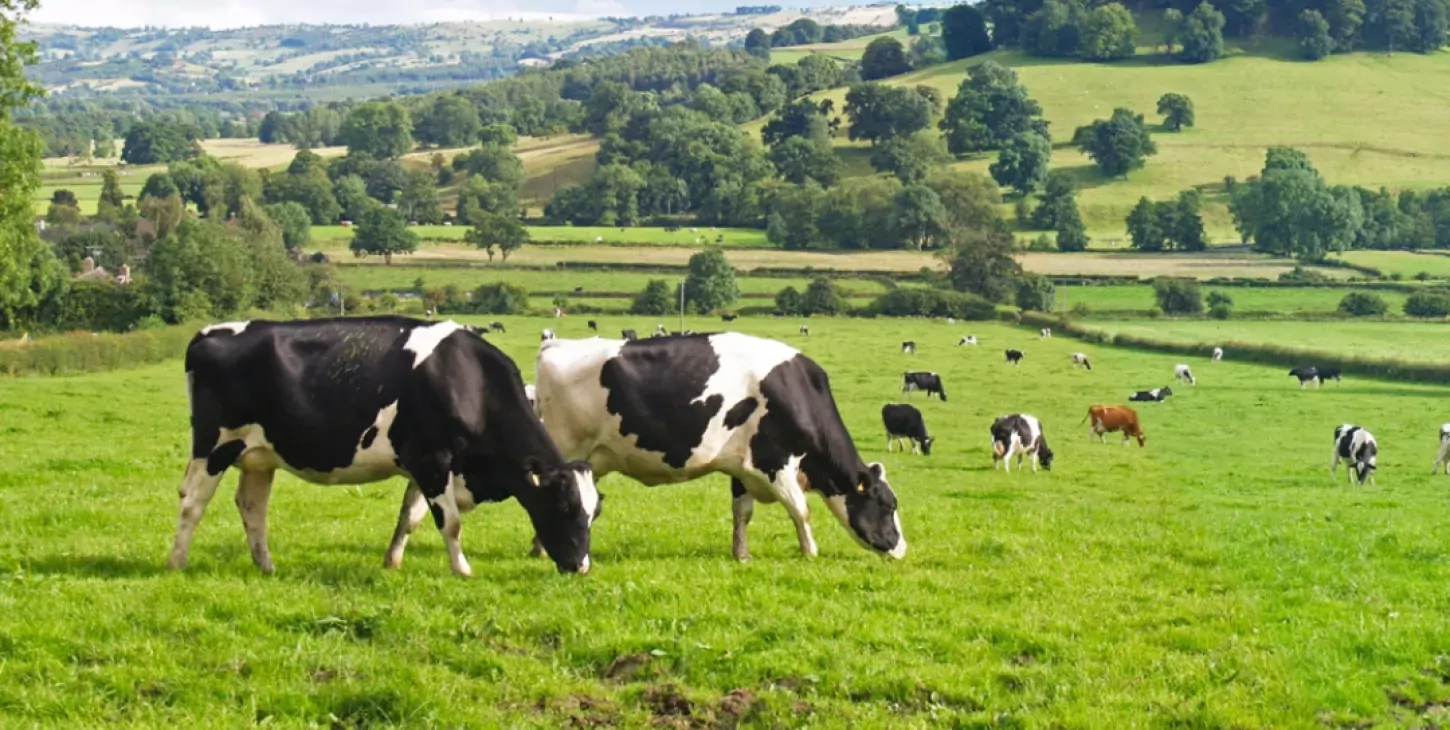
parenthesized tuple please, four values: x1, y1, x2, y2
(867, 462, 886, 482)
(523, 457, 545, 487)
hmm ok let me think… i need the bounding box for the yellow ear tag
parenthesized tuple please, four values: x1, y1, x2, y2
(857, 482, 866, 493)
(529, 473, 540, 487)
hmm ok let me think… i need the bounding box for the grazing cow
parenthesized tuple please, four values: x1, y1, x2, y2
(1070, 353, 1092, 371)
(1435, 424, 1450, 475)
(1332, 424, 1378, 485)
(621, 329, 638, 341)
(170, 318, 598, 577)
(901, 341, 916, 354)
(882, 404, 933, 455)
(1040, 328, 1052, 339)
(655, 324, 667, 336)
(1005, 349, 1024, 366)
(1318, 366, 1343, 385)
(1289, 367, 1321, 389)
(587, 320, 598, 332)
(800, 325, 810, 336)
(535, 334, 906, 561)
(1212, 346, 1223, 362)
(1081, 405, 1146, 446)
(573, 286, 585, 294)
(1174, 364, 1196, 386)
(959, 335, 978, 346)
(489, 321, 506, 333)
(901, 371, 947, 401)
(1129, 387, 1173, 402)
(541, 329, 557, 341)
(947, 317, 956, 325)
(722, 314, 738, 322)
(991, 414, 1054, 472)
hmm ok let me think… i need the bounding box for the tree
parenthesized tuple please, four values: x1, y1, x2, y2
(745, 28, 772, 60)
(414, 96, 481, 148)
(1170, 189, 1208, 251)
(861, 37, 913, 80)
(939, 61, 1047, 155)
(911, 34, 948, 67)
(1022, 0, 1086, 57)
(1177, 2, 1226, 63)
(339, 101, 414, 159)
(990, 131, 1052, 195)
(350, 205, 418, 264)
(870, 130, 950, 183)
(1076, 108, 1157, 177)
(146, 220, 261, 322)
(1405, 291, 1450, 317)
(1163, 8, 1185, 53)
(943, 223, 1022, 302)
(1015, 274, 1056, 311)
(775, 285, 803, 315)
(941, 4, 994, 60)
(97, 168, 125, 214)
(844, 83, 934, 146)
(1079, 3, 1138, 60)
(140, 172, 180, 201)
(1156, 93, 1195, 132)
(333, 175, 371, 222)
(1297, 9, 1334, 59)
(801, 277, 850, 315)
(682, 247, 738, 313)
(1153, 277, 1204, 314)
(263, 201, 313, 250)
(464, 213, 529, 262)
(1411, 0, 1448, 53)
(1032, 170, 1080, 230)
(891, 184, 950, 250)
(1229, 148, 1360, 260)
(771, 136, 841, 186)
(762, 98, 836, 147)
(121, 121, 198, 164)
(1055, 201, 1090, 251)
(1127, 196, 1169, 251)
(397, 170, 444, 224)
(1339, 291, 1388, 316)
(631, 279, 675, 315)
(1326, 0, 1365, 50)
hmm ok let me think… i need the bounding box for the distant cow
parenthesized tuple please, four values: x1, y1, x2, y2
(946, 317, 956, 325)
(1129, 387, 1173, 402)
(489, 321, 506, 333)
(1212, 347, 1223, 362)
(901, 341, 916, 354)
(1435, 424, 1450, 475)
(1081, 405, 1146, 447)
(655, 324, 667, 336)
(721, 314, 738, 322)
(573, 286, 585, 294)
(621, 329, 638, 341)
(1040, 328, 1052, 339)
(1005, 349, 1024, 366)
(1174, 364, 1196, 386)
(587, 320, 598, 332)
(170, 318, 597, 577)
(800, 325, 810, 335)
(1332, 424, 1377, 485)
(1318, 366, 1343, 385)
(1289, 367, 1321, 389)
(959, 335, 977, 346)
(991, 414, 1054, 472)
(1070, 353, 1092, 371)
(882, 404, 933, 455)
(902, 371, 947, 401)
(541, 329, 557, 341)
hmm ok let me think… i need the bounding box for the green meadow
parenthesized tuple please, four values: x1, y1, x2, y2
(1094, 319, 1450, 364)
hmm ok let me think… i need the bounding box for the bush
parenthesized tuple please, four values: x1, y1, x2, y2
(1404, 292, 1450, 318)
(867, 288, 997, 320)
(1148, 306, 1163, 319)
(1152, 277, 1203, 315)
(631, 280, 675, 315)
(1014, 275, 1055, 312)
(1338, 291, 1389, 317)
(1070, 302, 1092, 318)
(1205, 291, 1233, 308)
(1209, 303, 1232, 319)
(775, 286, 803, 315)
(801, 277, 851, 316)
(54, 281, 157, 332)
(471, 282, 529, 314)
(0, 326, 199, 376)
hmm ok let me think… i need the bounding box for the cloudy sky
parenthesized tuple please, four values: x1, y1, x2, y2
(29, 0, 836, 29)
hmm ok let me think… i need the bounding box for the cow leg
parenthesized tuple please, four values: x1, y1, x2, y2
(234, 468, 276, 574)
(413, 463, 472, 578)
(765, 464, 816, 558)
(168, 452, 233, 571)
(1330, 455, 1340, 480)
(384, 481, 429, 569)
(885, 436, 893, 453)
(730, 478, 755, 561)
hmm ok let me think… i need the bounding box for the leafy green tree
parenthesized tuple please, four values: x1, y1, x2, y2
(333, 174, 371, 223)
(1338, 291, 1388, 316)
(871, 130, 951, 183)
(1032, 171, 1079, 230)
(1229, 148, 1361, 260)
(1410, 0, 1448, 53)
(414, 95, 481, 148)
(1405, 291, 1450, 317)
(1127, 196, 1168, 251)
(1080, 3, 1138, 60)
(989, 131, 1052, 195)
(942, 4, 994, 59)
(1297, 10, 1334, 59)
(339, 101, 414, 159)
(1156, 93, 1195, 132)
(263, 201, 312, 250)
(891, 184, 950, 250)
(146, 220, 257, 322)
(764, 182, 825, 250)
(771, 136, 841, 186)
(1075, 108, 1158, 177)
(861, 37, 913, 80)
(350, 205, 418, 264)
(1326, 0, 1366, 50)
(943, 222, 1022, 302)
(761, 98, 836, 147)
(472, 282, 529, 314)
(121, 120, 198, 164)
(1022, 0, 1086, 57)
(464, 213, 529, 262)
(745, 28, 772, 61)
(1153, 277, 1204, 314)
(682, 247, 739, 313)
(1055, 201, 1090, 252)
(844, 83, 934, 146)
(910, 35, 948, 67)
(1170, 189, 1208, 251)
(939, 61, 1048, 155)
(801, 277, 850, 315)
(397, 170, 444, 224)
(631, 279, 675, 315)
(775, 285, 804, 315)
(140, 172, 180, 201)
(1177, 2, 1226, 63)
(478, 123, 518, 148)
(819, 176, 902, 249)
(1015, 274, 1056, 311)
(928, 169, 1004, 232)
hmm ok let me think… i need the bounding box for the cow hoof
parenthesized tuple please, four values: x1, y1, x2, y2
(733, 551, 751, 562)
(256, 561, 275, 575)
(167, 555, 188, 571)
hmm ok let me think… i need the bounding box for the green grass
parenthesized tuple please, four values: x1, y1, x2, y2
(1093, 318, 1450, 363)
(1335, 250, 1450, 279)
(7, 318, 1450, 725)
(1057, 284, 1410, 314)
(338, 267, 890, 297)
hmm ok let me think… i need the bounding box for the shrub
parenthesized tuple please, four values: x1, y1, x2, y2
(1070, 302, 1092, 318)
(1415, 271, 1432, 281)
(1205, 291, 1234, 308)
(631, 280, 674, 315)
(867, 288, 997, 320)
(471, 282, 529, 314)
(801, 277, 851, 316)
(775, 286, 803, 315)
(1338, 291, 1388, 317)
(0, 326, 199, 376)
(1152, 277, 1203, 315)
(1014, 275, 1055, 312)
(1404, 292, 1450, 318)
(1279, 265, 1330, 283)
(1148, 306, 1163, 319)
(1209, 303, 1232, 319)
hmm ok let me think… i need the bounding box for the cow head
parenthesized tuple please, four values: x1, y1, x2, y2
(1159, 387, 1173, 398)
(831, 463, 906, 559)
(1038, 444, 1054, 470)
(1356, 443, 1378, 485)
(1133, 429, 1146, 447)
(920, 436, 934, 456)
(523, 458, 600, 574)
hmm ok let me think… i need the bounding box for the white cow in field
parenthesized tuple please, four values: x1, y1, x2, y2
(959, 335, 978, 346)
(1174, 364, 1196, 386)
(1040, 328, 1052, 339)
(1212, 346, 1223, 362)
(1070, 353, 1092, 371)
(1436, 424, 1450, 475)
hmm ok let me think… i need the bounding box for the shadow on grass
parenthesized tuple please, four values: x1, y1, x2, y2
(19, 553, 166, 579)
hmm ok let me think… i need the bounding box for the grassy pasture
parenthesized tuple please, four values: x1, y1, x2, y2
(1094, 319, 1450, 364)
(1335, 250, 1450, 279)
(338, 267, 891, 297)
(5, 319, 1450, 725)
(1057, 284, 1409, 315)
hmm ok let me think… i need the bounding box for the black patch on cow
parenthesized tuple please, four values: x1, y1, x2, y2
(1336, 426, 1362, 459)
(360, 426, 379, 450)
(723, 397, 758, 429)
(600, 336, 724, 469)
(730, 477, 747, 498)
(207, 439, 247, 476)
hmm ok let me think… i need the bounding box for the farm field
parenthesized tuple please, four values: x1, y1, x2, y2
(1336, 250, 1450, 279)
(1094, 319, 1450, 364)
(5, 319, 1450, 725)
(338, 267, 892, 297)
(1056, 284, 1410, 315)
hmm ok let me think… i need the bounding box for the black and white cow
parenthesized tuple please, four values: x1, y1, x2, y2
(901, 341, 916, 354)
(1174, 364, 1196, 386)
(959, 335, 978, 346)
(171, 318, 599, 577)
(902, 371, 947, 401)
(1070, 353, 1092, 371)
(535, 333, 906, 561)
(800, 325, 810, 336)
(1005, 349, 1024, 366)
(882, 404, 932, 455)
(991, 414, 1053, 472)
(1318, 366, 1343, 385)
(1435, 423, 1450, 475)
(489, 321, 506, 333)
(1290, 367, 1320, 388)
(722, 314, 738, 322)
(541, 329, 557, 341)
(1212, 346, 1223, 362)
(1129, 387, 1173, 402)
(1040, 328, 1052, 339)
(1332, 424, 1377, 485)
(588, 320, 598, 332)
(621, 329, 638, 341)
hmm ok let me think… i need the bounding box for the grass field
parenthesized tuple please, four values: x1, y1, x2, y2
(1335, 250, 1450, 279)
(1056, 284, 1409, 314)
(338, 267, 891, 298)
(1094, 319, 1450, 364)
(7, 318, 1450, 725)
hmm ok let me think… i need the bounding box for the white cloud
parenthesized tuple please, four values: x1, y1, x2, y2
(28, 0, 650, 29)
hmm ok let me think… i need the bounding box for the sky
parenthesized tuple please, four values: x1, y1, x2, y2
(27, 0, 843, 29)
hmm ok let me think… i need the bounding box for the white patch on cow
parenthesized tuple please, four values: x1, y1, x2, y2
(200, 320, 250, 336)
(1437, 423, 1450, 475)
(575, 469, 600, 527)
(1175, 364, 1196, 385)
(403, 320, 464, 369)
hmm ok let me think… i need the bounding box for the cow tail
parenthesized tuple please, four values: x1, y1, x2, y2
(1078, 410, 1091, 425)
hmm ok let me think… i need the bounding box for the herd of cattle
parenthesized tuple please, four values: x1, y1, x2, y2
(169, 315, 1407, 577)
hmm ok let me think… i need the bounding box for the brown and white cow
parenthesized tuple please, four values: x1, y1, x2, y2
(1081, 405, 1146, 447)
